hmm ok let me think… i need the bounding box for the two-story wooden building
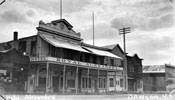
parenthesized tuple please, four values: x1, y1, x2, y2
(0, 19, 124, 94)
(103, 44, 143, 92)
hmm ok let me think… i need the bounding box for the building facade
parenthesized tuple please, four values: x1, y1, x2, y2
(0, 48, 29, 93)
(126, 54, 143, 92)
(143, 64, 175, 92)
(103, 44, 143, 92)
(0, 19, 124, 94)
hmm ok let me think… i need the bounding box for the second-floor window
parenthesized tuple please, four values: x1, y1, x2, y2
(18, 41, 26, 54)
(31, 41, 36, 56)
(130, 67, 134, 72)
(110, 59, 114, 66)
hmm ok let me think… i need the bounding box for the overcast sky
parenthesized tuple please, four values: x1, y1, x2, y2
(0, 0, 174, 65)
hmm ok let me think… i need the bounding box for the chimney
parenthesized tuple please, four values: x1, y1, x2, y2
(14, 31, 18, 41)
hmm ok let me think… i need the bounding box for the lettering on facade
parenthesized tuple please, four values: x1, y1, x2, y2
(30, 57, 123, 70)
(30, 57, 46, 61)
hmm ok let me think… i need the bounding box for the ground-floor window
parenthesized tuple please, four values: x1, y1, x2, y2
(67, 71, 76, 89)
(99, 77, 106, 88)
(120, 79, 123, 87)
(109, 78, 114, 87)
(59, 76, 63, 88)
(67, 79, 75, 88)
(82, 77, 92, 89)
(38, 75, 46, 88)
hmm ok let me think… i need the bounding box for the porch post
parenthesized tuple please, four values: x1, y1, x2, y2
(114, 70, 117, 92)
(63, 65, 66, 94)
(46, 62, 49, 94)
(76, 66, 79, 94)
(97, 69, 99, 93)
(106, 70, 108, 93)
(87, 68, 89, 93)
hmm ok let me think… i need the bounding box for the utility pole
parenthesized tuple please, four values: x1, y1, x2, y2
(119, 27, 130, 91)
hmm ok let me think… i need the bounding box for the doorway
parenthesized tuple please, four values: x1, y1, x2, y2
(52, 76, 59, 93)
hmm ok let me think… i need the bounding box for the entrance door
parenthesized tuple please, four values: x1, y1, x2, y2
(59, 76, 63, 92)
(52, 76, 59, 93)
(92, 79, 97, 93)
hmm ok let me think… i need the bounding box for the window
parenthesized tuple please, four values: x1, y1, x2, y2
(85, 53, 90, 63)
(130, 67, 134, 72)
(109, 78, 114, 87)
(82, 77, 92, 89)
(67, 71, 75, 88)
(119, 61, 124, 67)
(99, 77, 106, 88)
(110, 59, 114, 66)
(67, 80, 75, 88)
(18, 41, 27, 54)
(38, 76, 46, 88)
(59, 76, 63, 88)
(93, 55, 97, 64)
(31, 41, 36, 56)
(99, 56, 104, 65)
(120, 79, 123, 87)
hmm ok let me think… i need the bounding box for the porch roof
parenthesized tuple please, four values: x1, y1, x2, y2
(39, 33, 88, 53)
(82, 46, 122, 59)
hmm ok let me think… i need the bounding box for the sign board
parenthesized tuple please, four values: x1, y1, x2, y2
(30, 57, 123, 71)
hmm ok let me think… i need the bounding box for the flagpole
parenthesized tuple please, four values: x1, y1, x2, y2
(93, 11, 95, 46)
(60, 0, 62, 19)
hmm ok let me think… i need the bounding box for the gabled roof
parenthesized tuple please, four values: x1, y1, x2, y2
(102, 44, 124, 54)
(0, 42, 12, 51)
(103, 44, 118, 50)
(82, 42, 108, 51)
(81, 42, 122, 59)
(51, 19, 73, 29)
(0, 48, 29, 64)
(127, 53, 143, 60)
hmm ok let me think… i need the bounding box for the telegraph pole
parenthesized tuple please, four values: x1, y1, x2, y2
(119, 27, 130, 91)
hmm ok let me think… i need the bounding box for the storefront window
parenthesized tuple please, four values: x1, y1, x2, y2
(59, 77, 63, 88)
(67, 79, 75, 88)
(82, 77, 92, 89)
(99, 77, 106, 88)
(38, 76, 46, 88)
(67, 71, 75, 88)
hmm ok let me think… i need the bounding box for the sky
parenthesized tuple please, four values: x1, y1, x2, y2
(0, 0, 174, 65)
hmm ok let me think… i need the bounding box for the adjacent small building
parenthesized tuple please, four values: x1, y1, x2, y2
(0, 48, 29, 93)
(143, 64, 175, 92)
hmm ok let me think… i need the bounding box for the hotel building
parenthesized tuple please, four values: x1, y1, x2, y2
(0, 19, 124, 94)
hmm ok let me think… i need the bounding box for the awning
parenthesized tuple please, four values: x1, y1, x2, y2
(39, 33, 88, 53)
(82, 46, 122, 59)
